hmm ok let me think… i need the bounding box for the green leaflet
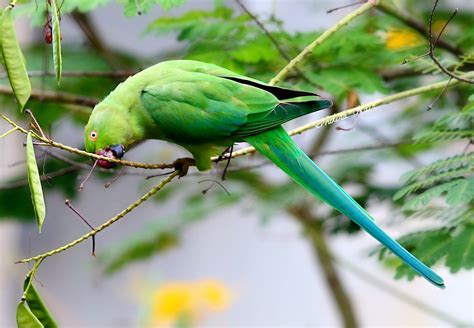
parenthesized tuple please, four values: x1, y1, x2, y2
(16, 302, 43, 328)
(26, 133, 46, 232)
(402, 178, 474, 210)
(1, 5, 31, 111)
(50, 0, 62, 84)
(22, 276, 58, 328)
(446, 225, 474, 273)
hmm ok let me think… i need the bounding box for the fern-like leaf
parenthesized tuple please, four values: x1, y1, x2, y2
(394, 167, 473, 200)
(400, 153, 474, 183)
(446, 225, 474, 273)
(414, 130, 474, 144)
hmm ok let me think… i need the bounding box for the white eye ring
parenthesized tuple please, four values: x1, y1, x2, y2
(90, 130, 98, 141)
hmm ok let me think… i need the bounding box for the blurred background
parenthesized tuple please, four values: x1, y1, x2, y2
(1, 0, 473, 327)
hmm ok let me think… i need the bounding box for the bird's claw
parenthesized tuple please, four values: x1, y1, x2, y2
(173, 157, 196, 177)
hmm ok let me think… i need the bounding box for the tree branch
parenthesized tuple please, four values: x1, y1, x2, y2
(0, 85, 99, 107)
(16, 171, 180, 263)
(0, 114, 174, 170)
(222, 72, 473, 160)
(290, 206, 358, 328)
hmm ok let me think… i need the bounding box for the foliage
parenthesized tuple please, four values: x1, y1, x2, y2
(1, 0, 474, 300)
(378, 98, 474, 279)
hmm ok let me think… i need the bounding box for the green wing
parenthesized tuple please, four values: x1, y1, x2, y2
(140, 61, 331, 144)
(140, 69, 278, 144)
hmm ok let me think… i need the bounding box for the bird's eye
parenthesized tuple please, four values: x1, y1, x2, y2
(90, 130, 98, 141)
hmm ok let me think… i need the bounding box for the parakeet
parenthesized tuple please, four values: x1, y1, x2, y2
(84, 60, 444, 288)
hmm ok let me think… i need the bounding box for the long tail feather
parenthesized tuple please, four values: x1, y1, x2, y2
(244, 126, 445, 288)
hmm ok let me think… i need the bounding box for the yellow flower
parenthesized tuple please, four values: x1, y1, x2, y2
(385, 29, 423, 50)
(149, 279, 232, 327)
(195, 279, 231, 311)
(151, 282, 196, 325)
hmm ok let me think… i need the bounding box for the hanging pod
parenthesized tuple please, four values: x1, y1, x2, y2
(50, 0, 62, 84)
(26, 132, 46, 232)
(1, 5, 31, 111)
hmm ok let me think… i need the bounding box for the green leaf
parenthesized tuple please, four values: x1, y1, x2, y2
(16, 302, 43, 328)
(50, 0, 62, 84)
(26, 133, 46, 232)
(445, 178, 474, 205)
(446, 225, 474, 273)
(394, 229, 451, 280)
(402, 179, 464, 210)
(230, 37, 279, 64)
(394, 167, 472, 200)
(147, 7, 233, 34)
(1, 5, 31, 111)
(311, 67, 387, 99)
(103, 230, 179, 274)
(400, 153, 474, 183)
(414, 130, 474, 144)
(23, 277, 58, 328)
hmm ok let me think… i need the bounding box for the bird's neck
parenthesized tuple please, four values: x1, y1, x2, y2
(102, 81, 162, 143)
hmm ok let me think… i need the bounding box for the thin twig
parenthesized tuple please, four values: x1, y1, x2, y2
(426, 77, 452, 110)
(427, 0, 473, 84)
(78, 160, 98, 191)
(16, 171, 180, 264)
(24, 109, 49, 140)
(0, 127, 18, 139)
(233, 0, 317, 87)
(376, 2, 462, 57)
(65, 200, 96, 256)
(198, 179, 231, 196)
(104, 166, 125, 188)
(327, 1, 365, 14)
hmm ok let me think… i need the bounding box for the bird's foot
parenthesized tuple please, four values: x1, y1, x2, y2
(173, 157, 196, 177)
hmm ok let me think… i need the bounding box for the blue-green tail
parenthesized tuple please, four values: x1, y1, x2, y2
(245, 126, 445, 288)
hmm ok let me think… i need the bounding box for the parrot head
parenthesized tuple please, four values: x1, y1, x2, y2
(84, 107, 131, 168)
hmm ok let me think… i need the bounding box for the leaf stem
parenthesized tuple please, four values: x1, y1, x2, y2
(0, 127, 18, 139)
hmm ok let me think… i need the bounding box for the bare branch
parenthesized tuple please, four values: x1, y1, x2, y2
(16, 171, 180, 264)
(0, 85, 99, 107)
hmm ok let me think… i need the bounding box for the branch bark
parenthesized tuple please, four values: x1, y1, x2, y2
(0, 86, 99, 107)
(290, 205, 358, 328)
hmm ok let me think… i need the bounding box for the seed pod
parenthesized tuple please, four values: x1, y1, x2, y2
(26, 132, 46, 232)
(16, 302, 42, 328)
(1, 5, 32, 111)
(50, 0, 62, 83)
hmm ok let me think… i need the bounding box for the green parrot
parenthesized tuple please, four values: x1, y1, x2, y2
(84, 60, 444, 288)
